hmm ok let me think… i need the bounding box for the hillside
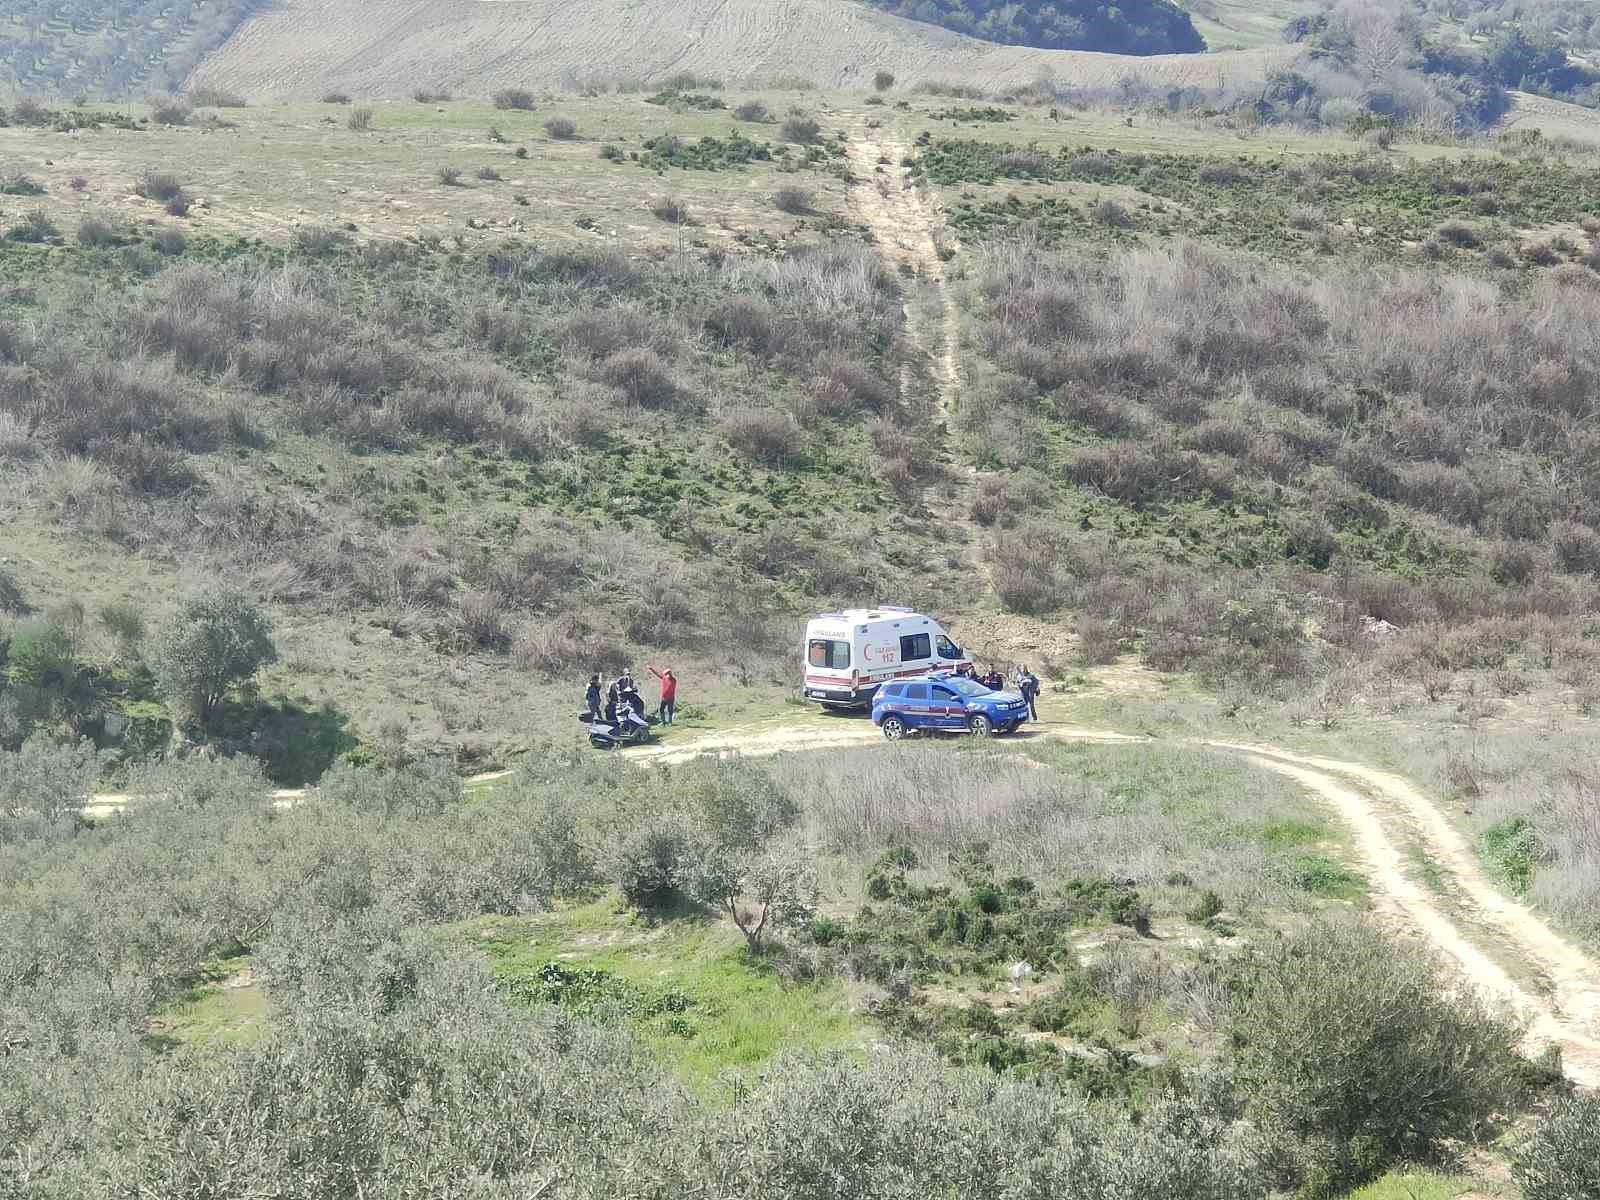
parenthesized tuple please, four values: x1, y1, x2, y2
(857, 0, 1206, 55)
(7, 60, 1600, 1200)
(186, 0, 1292, 100)
(0, 0, 268, 96)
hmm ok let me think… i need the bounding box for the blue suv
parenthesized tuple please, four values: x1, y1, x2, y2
(871, 672, 1030, 740)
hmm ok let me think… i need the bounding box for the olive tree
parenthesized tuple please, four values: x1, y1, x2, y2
(153, 590, 276, 724)
(694, 837, 817, 953)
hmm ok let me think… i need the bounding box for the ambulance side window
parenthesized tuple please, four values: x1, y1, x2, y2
(936, 635, 962, 660)
(899, 633, 931, 662)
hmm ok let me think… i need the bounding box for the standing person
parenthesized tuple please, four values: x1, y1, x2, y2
(605, 675, 621, 724)
(1019, 664, 1040, 720)
(648, 665, 677, 725)
(585, 673, 603, 722)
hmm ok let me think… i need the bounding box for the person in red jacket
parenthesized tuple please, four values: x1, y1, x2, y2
(648, 665, 677, 725)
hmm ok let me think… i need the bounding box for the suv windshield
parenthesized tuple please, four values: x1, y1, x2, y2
(943, 676, 990, 697)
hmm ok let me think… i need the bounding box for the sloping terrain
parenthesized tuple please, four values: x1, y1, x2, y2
(188, 0, 1293, 99)
(0, 0, 268, 96)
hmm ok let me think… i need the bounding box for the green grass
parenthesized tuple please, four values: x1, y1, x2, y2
(461, 899, 867, 1090)
(146, 958, 269, 1048)
(919, 139, 1600, 254)
(1342, 1171, 1497, 1200)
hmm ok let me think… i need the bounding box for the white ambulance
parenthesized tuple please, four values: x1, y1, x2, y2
(802, 606, 971, 708)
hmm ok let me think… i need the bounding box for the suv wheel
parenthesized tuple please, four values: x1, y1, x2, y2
(968, 714, 993, 738)
(882, 715, 908, 741)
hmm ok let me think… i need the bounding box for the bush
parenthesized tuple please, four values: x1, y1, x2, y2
(292, 225, 351, 256)
(651, 196, 689, 223)
(1229, 920, 1531, 1196)
(544, 116, 577, 140)
(780, 110, 822, 144)
(720, 407, 802, 463)
(734, 100, 772, 122)
(99, 602, 147, 656)
(599, 348, 677, 408)
(608, 814, 704, 909)
(412, 88, 452, 103)
(5, 209, 59, 244)
(874, 69, 896, 91)
(0, 732, 101, 822)
(348, 107, 375, 131)
(134, 169, 187, 203)
(76, 211, 129, 247)
(4, 620, 75, 691)
(318, 758, 463, 819)
(0, 171, 45, 196)
(321, 91, 352, 104)
(149, 96, 191, 125)
(437, 165, 465, 186)
(190, 86, 248, 108)
(1514, 1096, 1600, 1200)
(153, 589, 278, 724)
(0, 564, 27, 614)
(493, 88, 536, 111)
(476, 165, 502, 181)
(773, 185, 813, 214)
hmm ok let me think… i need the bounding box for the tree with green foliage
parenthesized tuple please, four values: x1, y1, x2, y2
(694, 837, 818, 953)
(0, 731, 101, 822)
(153, 590, 276, 725)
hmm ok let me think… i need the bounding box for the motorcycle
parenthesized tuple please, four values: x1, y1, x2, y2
(581, 689, 653, 750)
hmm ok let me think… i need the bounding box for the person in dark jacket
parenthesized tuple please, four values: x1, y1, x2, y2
(585, 673, 603, 722)
(1017, 665, 1040, 719)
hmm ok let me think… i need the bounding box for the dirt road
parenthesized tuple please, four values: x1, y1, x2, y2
(79, 714, 1600, 1083)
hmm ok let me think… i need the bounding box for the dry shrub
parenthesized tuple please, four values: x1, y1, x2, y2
(449, 590, 512, 651)
(704, 296, 784, 357)
(598, 348, 677, 408)
(990, 520, 1073, 614)
(720, 407, 802, 463)
(780, 110, 822, 144)
(493, 88, 535, 111)
(348, 107, 375, 131)
(772, 186, 813, 215)
(512, 613, 627, 677)
(651, 197, 690, 224)
(1547, 519, 1600, 576)
(561, 305, 678, 360)
(1066, 438, 1234, 507)
(544, 116, 578, 140)
(464, 305, 533, 355)
(1076, 614, 1125, 665)
(970, 473, 1049, 529)
(810, 354, 895, 415)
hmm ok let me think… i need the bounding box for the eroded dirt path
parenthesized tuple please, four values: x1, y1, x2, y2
(843, 127, 960, 421)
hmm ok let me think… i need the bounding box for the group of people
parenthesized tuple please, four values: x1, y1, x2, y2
(955, 662, 1041, 719)
(585, 665, 677, 727)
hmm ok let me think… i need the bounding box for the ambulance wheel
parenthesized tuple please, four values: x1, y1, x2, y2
(881, 716, 908, 741)
(968, 714, 994, 738)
